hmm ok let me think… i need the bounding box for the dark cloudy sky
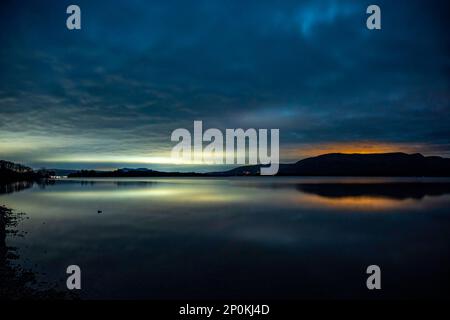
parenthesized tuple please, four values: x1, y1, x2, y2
(0, 0, 449, 170)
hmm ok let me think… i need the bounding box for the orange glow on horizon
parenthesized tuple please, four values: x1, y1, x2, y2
(283, 141, 432, 161)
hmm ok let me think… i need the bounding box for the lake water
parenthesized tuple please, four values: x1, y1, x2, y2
(1, 177, 450, 299)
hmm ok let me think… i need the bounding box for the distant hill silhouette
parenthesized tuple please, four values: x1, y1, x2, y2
(64, 153, 450, 177)
(213, 153, 450, 177)
(295, 182, 450, 200)
(68, 168, 205, 178)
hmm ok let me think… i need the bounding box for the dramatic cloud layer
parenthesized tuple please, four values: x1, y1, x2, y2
(0, 0, 449, 170)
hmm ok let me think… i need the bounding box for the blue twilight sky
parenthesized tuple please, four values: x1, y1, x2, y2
(0, 0, 449, 171)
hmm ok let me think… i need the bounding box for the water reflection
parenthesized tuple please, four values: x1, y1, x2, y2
(0, 180, 56, 195)
(229, 179, 450, 211)
(292, 182, 450, 211)
(0, 181, 34, 195)
(0, 177, 449, 299)
(295, 182, 450, 200)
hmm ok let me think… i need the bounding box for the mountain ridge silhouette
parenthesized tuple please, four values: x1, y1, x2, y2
(212, 152, 450, 176)
(53, 152, 450, 177)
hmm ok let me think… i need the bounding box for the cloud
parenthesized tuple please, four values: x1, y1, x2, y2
(0, 0, 449, 168)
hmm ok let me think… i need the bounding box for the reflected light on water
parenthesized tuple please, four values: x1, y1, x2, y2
(43, 188, 181, 199)
(293, 193, 419, 211)
(40, 185, 249, 204)
(7, 178, 450, 212)
(1, 177, 450, 299)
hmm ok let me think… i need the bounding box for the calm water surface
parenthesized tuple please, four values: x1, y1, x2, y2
(1, 177, 450, 299)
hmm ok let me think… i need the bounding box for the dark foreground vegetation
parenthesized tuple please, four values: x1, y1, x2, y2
(0, 160, 54, 183)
